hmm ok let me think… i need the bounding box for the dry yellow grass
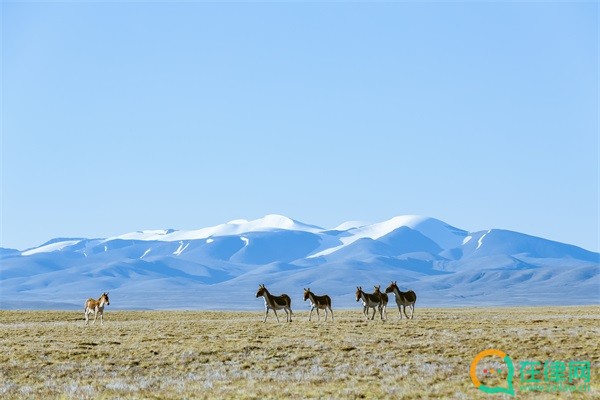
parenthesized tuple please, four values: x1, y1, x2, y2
(1, 306, 598, 399)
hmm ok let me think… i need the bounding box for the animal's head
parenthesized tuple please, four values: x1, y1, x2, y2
(101, 292, 110, 306)
(303, 288, 311, 301)
(355, 286, 363, 302)
(385, 281, 397, 293)
(373, 285, 381, 294)
(256, 284, 266, 298)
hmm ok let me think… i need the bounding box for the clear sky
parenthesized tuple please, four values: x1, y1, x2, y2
(1, 1, 598, 252)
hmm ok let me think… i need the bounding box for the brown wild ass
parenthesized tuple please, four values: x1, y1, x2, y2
(256, 284, 293, 323)
(355, 286, 387, 320)
(373, 285, 389, 320)
(84, 292, 110, 325)
(303, 288, 333, 322)
(385, 281, 417, 319)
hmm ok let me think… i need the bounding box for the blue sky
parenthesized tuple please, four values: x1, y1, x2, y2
(2, 1, 598, 252)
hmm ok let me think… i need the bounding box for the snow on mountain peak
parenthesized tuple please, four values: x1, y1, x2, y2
(382, 215, 468, 249)
(21, 240, 81, 256)
(227, 219, 249, 225)
(139, 229, 172, 235)
(349, 215, 431, 238)
(246, 214, 296, 230)
(309, 215, 467, 258)
(104, 214, 322, 244)
(234, 214, 325, 233)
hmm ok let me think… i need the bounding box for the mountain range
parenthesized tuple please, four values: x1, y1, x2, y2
(1, 215, 598, 310)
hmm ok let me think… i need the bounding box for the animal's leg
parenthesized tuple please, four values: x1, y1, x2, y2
(263, 308, 269, 323)
(399, 305, 403, 319)
(93, 309, 98, 325)
(273, 309, 280, 323)
(410, 304, 415, 319)
(309, 306, 314, 322)
(371, 307, 376, 320)
(404, 305, 410, 319)
(100, 312, 104, 326)
(329, 307, 334, 322)
(85, 309, 89, 325)
(316, 308, 320, 322)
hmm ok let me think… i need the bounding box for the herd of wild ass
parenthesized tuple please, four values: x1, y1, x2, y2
(256, 282, 417, 323)
(84, 282, 417, 325)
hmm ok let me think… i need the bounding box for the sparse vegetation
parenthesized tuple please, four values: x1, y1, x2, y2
(1, 307, 598, 399)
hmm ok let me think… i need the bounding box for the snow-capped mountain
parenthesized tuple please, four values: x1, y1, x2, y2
(1, 214, 598, 310)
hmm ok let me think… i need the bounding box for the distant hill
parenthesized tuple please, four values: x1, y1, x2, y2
(1, 214, 598, 309)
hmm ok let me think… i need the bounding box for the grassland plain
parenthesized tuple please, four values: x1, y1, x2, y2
(0, 306, 598, 399)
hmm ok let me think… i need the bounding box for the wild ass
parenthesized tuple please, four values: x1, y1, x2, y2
(385, 281, 417, 319)
(373, 285, 389, 320)
(355, 286, 388, 320)
(256, 284, 293, 323)
(84, 292, 110, 325)
(303, 288, 333, 322)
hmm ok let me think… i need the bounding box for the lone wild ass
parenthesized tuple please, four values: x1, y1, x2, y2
(84, 292, 110, 325)
(303, 288, 333, 322)
(355, 286, 388, 320)
(256, 284, 293, 323)
(385, 281, 417, 319)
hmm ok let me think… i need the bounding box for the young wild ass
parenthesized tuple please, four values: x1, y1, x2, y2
(385, 281, 417, 319)
(84, 292, 110, 325)
(303, 288, 333, 322)
(355, 286, 388, 320)
(256, 284, 293, 323)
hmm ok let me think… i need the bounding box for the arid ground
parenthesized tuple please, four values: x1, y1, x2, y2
(1, 306, 598, 399)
